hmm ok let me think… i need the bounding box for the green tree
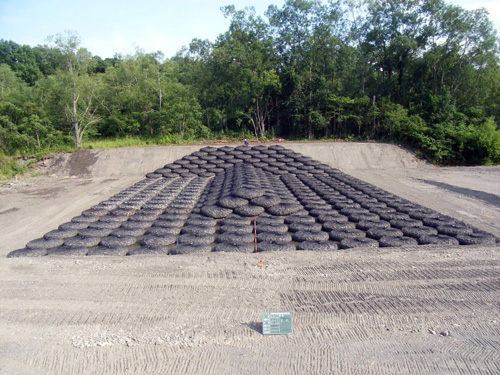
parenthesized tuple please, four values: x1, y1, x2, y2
(46, 31, 101, 147)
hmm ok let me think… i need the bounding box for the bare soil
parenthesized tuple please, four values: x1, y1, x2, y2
(0, 142, 499, 375)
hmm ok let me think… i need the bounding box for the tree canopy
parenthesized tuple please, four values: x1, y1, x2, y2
(1, 0, 499, 165)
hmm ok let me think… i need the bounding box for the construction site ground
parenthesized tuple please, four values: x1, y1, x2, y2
(0, 142, 499, 375)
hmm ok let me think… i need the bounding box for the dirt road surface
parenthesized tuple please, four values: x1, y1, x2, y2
(0, 142, 499, 375)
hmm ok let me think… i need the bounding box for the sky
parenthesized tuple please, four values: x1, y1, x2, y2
(1, 0, 499, 59)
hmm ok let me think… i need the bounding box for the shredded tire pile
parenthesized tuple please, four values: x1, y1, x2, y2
(8, 145, 500, 257)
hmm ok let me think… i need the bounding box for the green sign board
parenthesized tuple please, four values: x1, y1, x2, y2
(262, 311, 293, 335)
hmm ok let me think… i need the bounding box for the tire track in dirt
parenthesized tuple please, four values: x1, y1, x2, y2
(2, 247, 500, 374)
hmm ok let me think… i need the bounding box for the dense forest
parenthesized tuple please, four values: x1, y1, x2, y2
(1, 0, 500, 170)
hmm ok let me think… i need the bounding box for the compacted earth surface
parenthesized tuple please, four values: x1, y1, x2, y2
(0, 142, 499, 374)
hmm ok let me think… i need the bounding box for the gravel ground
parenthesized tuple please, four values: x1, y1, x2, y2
(0, 142, 499, 375)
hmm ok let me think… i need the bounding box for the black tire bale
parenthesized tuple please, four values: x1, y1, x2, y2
(218, 195, 249, 209)
(234, 204, 265, 217)
(406, 208, 439, 220)
(340, 207, 369, 216)
(146, 226, 181, 236)
(181, 225, 216, 235)
(335, 202, 361, 210)
(200, 146, 217, 153)
(309, 208, 336, 218)
(99, 215, 130, 223)
(323, 221, 356, 231)
(153, 219, 185, 228)
(288, 222, 322, 232)
(100, 236, 137, 248)
(366, 228, 404, 239)
(169, 244, 212, 255)
(267, 203, 302, 216)
(232, 187, 265, 199)
(178, 234, 214, 245)
(257, 223, 289, 233)
(127, 246, 170, 255)
(159, 213, 189, 220)
(297, 241, 338, 251)
(213, 243, 254, 253)
(256, 216, 285, 225)
(401, 226, 438, 238)
(120, 221, 153, 230)
(349, 212, 380, 222)
(221, 216, 252, 225)
(303, 202, 328, 210)
(456, 233, 497, 245)
(220, 224, 253, 234)
(217, 232, 255, 244)
(257, 242, 296, 252)
(437, 224, 474, 236)
(141, 234, 177, 247)
(379, 236, 418, 247)
(44, 229, 79, 240)
(164, 206, 193, 215)
(251, 195, 281, 208)
(111, 208, 137, 217)
(82, 208, 109, 217)
(111, 228, 146, 237)
(87, 246, 129, 256)
(78, 228, 114, 237)
(46, 246, 88, 256)
(26, 237, 64, 250)
(422, 216, 458, 228)
(128, 214, 158, 222)
(418, 234, 460, 245)
(72, 215, 99, 223)
(369, 207, 397, 215)
(378, 212, 410, 221)
(201, 205, 232, 219)
(88, 221, 124, 230)
(361, 202, 387, 210)
(340, 238, 379, 249)
(7, 248, 47, 257)
(146, 173, 163, 179)
(316, 214, 348, 223)
(59, 221, 89, 230)
(389, 218, 423, 229)
(292, 230, 329, 242)
(185, 217, 217, 226)
(257, 232, 292, 243)
(329, 228, 365, 241)
(64, 236, 101, 247)
(356, 220, 390, 231)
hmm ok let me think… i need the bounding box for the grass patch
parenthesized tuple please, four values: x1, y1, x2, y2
(0, 155, 30, 180)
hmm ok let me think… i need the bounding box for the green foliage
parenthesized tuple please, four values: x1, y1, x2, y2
(0, 154, 29, 179)
(0, 1, 499, 166)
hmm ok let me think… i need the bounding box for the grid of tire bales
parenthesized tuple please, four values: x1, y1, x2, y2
(8, 145, 499, 257)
